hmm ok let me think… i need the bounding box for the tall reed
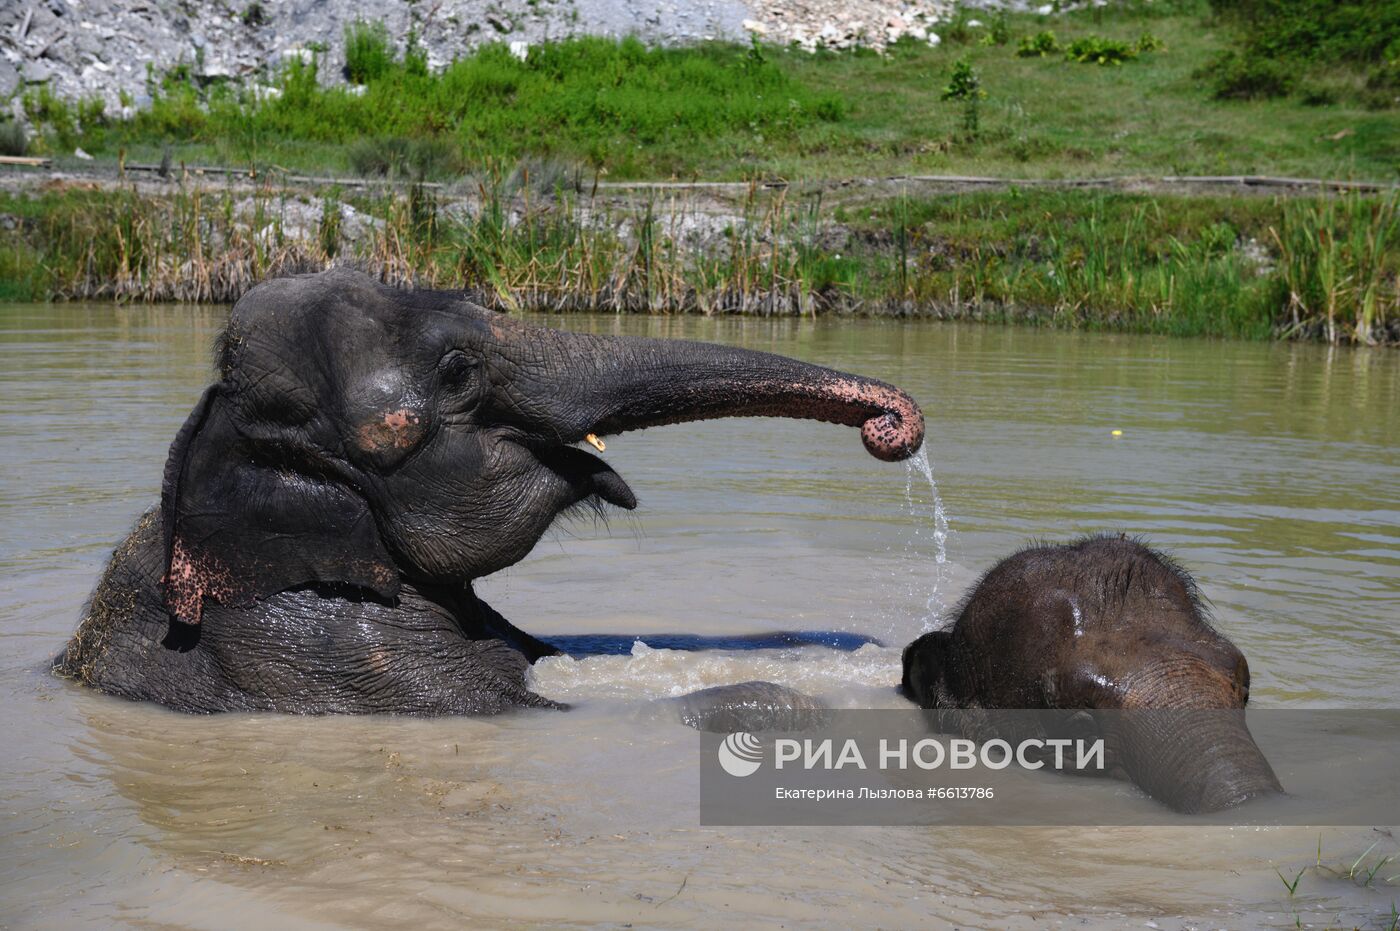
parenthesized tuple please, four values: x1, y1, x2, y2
(3, 181, 1395, 345)
(1270, 193, 1398, 344)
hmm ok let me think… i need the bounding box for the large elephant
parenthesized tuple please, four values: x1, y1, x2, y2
(901, 536, 1282, 813)
(55, 268, 923, 715)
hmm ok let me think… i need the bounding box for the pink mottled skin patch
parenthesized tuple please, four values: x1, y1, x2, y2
(800, 378, 925, 462)
(161, 538, 236, 625)
(355, 408, 426, 452)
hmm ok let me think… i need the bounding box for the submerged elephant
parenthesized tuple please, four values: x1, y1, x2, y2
(673, 680, 830, 733)
(901, 536, 1282, 813)
(55, 268, 923, 715)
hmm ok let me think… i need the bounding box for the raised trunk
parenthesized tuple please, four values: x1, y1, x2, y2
(490, 329, 924, 462)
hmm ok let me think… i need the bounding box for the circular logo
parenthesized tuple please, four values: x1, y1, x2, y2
(718, 732, 764, 777)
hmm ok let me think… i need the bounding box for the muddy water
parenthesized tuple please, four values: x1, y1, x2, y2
(2, 304, 1397, 929)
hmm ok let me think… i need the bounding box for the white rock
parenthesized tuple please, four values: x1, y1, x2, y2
(967, 19, 983, 28)
(197, 61, 234, 81)
(742, 18, 768, 35)
(74, 147, 93, 159)
(509, 40, 530, 61)
(927, 32, 941, 46)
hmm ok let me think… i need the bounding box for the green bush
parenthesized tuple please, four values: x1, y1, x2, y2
(1065, 36, 1139, 66)
(344, 19, 394, 83)
(1208, 0, 1400, 66)
(942, 57, 984, 136)
(21, 85, 79, 151)
(1366, 36, 1400, 90)
(0, 120, 27, 157)
(1016, 31, 1061, 58)
(942, 11, 978, 46)
(1206, 50, 1296, 100)
(941, 57, 982, 101)
(1135, 32, 1165, 53)
(979, 12, 1011, 47)
(1206, 0, 1400, 103)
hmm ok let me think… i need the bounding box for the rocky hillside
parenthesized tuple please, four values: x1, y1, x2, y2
(0, 0, 1012, 117)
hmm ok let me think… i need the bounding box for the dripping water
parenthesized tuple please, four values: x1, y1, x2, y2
(904, 446, 951, 630)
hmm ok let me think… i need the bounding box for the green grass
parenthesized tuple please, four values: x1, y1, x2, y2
(2, 182, 1394, 343)
(849, 189, 1291, 338)
(21, 3, 1400, 182)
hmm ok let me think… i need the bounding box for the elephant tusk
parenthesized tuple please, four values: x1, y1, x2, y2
(585, 433, 606, 452)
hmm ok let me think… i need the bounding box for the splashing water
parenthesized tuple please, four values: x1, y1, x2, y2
(904, 446, 952, 629)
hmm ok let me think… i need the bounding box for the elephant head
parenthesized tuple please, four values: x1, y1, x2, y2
(901, 536, 1282, 814)
(159, 267, 924, 628)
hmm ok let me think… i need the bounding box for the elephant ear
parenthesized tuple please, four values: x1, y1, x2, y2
(159, 384, 399, 629)
(901, 630, 951, 708)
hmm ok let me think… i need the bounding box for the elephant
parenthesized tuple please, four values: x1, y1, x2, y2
(54, 267, 923, 715)
(673, 681, 830, 733)
(900, 536, 1282, 813)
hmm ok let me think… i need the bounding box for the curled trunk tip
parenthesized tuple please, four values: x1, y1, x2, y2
(847, 381, 924, 461)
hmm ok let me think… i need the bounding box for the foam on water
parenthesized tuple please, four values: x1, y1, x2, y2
(528, 640, 905, 707)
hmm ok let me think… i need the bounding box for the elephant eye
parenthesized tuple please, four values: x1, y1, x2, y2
(438, 349, 478, 387)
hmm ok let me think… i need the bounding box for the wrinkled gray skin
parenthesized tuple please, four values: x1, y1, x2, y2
(55, 268, 923, 715)
(673, 681, 830, 733)
(901, 537, 1282, 813)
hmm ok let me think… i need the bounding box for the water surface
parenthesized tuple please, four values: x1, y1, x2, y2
(2, 304, 1397, 928)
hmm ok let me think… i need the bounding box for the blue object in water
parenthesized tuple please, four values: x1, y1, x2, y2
(546, 630, 882, 657)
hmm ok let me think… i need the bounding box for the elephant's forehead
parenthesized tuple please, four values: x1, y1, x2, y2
(228, 269, 493, 364)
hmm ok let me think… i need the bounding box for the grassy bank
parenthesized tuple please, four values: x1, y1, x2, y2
(10, 2, 1399, 182)
(3, 182, 1395, 343)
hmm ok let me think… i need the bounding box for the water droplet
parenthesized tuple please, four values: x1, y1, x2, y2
(904, 446, 952, 630)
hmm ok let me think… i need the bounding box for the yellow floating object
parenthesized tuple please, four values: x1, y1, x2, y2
(585, 433, 606, 452)
(1111, 429, 1123, 437)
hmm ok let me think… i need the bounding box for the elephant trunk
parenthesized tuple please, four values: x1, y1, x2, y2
(1112, 708, 1282, 814)
(490, 327, 924, 462)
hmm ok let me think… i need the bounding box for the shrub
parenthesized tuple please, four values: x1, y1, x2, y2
(1016, 31, 1060, 58)
(1207, 50, 1295, 100)
(1208, 0, 1400, 67)
(1206, 0, 1400, 104)
(942, 11, 977, 46)
(0, 119, 27, 157)
(1366, 36, 1400, 90)
(979, 12, 1011, 47)
(941, 56, 982, 101)
(1065, 36, 1139, 66)
(344, 19, 394, 83)
(77, 97, 107, 129)
(942, 57, 984, 136)
(1135, 32, 1165, 53)
(21, 85, 79, 151)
